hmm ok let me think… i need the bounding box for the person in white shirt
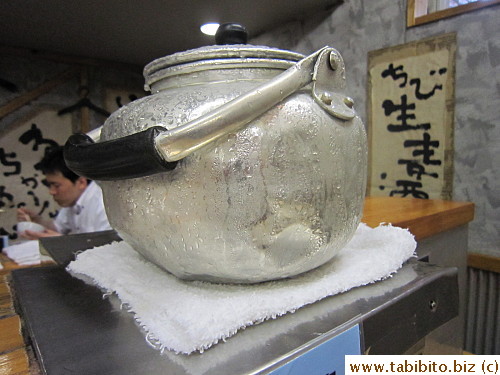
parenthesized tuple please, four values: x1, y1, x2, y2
(17, 146, 112, 239)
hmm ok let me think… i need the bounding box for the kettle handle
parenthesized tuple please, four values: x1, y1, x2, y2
(64, 127, 178, 180)
(64, 46, 355, 180)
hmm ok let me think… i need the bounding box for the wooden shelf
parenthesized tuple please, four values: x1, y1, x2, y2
(362, 196, 474, 240)
(467, 253, 500, 273)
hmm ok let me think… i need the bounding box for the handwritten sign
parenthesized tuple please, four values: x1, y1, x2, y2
(0, 109, 72, 239)
(367, 33, 456, 200)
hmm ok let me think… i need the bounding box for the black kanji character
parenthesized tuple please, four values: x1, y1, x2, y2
(390, 180, 429, 199)
(404, 132, 442, 166)
(18, 123, 58, 151)
(37, 200, 52, 216)
(21, 176, 38, 189)
(398, 159, 439, 180)
(382, 95, 431, 132)
(409, 68, 447, 100)
(381, 63, 408, 88)
(0, 186, 15, 208)
(27, 191, 40, 206)
(409, 78, 442, 100)
(0, 148, 21, 176)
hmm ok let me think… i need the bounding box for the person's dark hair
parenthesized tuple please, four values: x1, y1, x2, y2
(39, 146, 90, 184)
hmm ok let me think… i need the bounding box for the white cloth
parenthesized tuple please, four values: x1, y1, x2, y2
(2, 240, 53, 265)
(67, 223, 416, 355)
(54, 181, 112, 235)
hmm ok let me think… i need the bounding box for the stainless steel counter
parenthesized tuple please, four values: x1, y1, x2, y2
(11, 232, 459, 375)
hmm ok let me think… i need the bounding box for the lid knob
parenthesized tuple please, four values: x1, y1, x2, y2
(215, 23, 248, 45)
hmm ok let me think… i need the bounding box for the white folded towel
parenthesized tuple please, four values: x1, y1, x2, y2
(67, 223, 416, 354)
(3, 240, 42, 265)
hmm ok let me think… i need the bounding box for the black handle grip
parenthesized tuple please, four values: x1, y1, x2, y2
(63, 126, 178, 180)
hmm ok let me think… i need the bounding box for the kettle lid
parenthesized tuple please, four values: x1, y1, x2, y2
(144, 44, 304, 77)
(144, 23, 305, 89)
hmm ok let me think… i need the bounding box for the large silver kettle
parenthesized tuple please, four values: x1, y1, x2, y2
(64, 37, 367, 283)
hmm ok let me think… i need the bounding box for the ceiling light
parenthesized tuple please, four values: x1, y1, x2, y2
(200, 23, 220, 36)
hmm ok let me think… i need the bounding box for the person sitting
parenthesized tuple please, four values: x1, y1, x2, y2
(17, 146, 112, 239)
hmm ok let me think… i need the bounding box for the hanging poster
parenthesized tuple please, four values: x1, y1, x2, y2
(0, 109, 72, 239)
(367, 33, 456, 200)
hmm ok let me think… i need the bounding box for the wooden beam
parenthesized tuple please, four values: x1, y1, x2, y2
(0, 67, 79, 119)
(0, 45, 141, 72)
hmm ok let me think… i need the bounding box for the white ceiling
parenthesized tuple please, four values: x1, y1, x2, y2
(0, 0, 340, 67)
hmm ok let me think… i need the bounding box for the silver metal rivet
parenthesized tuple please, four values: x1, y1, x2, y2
(321, 92, 332, 105)
(329, 52, 338, 71)
(344, 96, 354, 108)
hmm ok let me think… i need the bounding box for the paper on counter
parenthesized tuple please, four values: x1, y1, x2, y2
(3, 240, 42, 265)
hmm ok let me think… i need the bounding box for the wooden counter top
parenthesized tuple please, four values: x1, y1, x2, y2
(0, 252, 51, 375)
(0, 274, 30, 375)
(362, 196, 475, 241)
